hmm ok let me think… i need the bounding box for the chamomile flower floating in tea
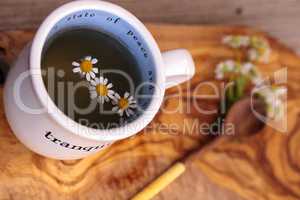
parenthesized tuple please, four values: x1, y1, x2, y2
(72, 56, 99, 81)
(89, 76, 115, 104)
(112, 92, 137, 117)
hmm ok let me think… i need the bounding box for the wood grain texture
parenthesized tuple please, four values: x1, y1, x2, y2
(1, 0, 300, 53)
(192, 100, 300, 200)
(0, 24, 299, 200)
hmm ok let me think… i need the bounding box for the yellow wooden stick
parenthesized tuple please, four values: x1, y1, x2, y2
(131, 162, 186, 200)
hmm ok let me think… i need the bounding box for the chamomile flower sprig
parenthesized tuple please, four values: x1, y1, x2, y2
(248, 36, 271, 63)
(222, 35, 250, 48)
(222, 35, 271, 64)
(215, 59, 262, 85)
(215, 59, 264, 107)
(219, 35, 286, 122)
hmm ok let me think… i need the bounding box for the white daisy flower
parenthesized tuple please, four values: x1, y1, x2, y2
(248, 36, 271, 63)
(215, 63, 225, 80)
(89, 76, 115, 104)
(247, 48, 271, 64)
(215, 60, 236, 79)
(241, 62, 254, 75)
(222, 35, 250, 48)
(247, 48, 259, 62)
(112, 92, 137, 117)
(224, 60, 235, 71)
(254, 86, 287, 120)
(250, 36, 269, 49)
(72, 56, 99, 81)
(260, 48, 271, 64)
(215, 60, 265, 87)
(215, 72, 224, 80)
(251, 76, 264, 86)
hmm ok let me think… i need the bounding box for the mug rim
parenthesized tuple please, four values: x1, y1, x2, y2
(30, 0, 165, 141)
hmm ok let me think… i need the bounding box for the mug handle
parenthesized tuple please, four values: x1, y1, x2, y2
(162, 49, 196, 89)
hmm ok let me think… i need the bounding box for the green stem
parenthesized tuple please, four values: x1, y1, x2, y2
(236, 76, 246, 99)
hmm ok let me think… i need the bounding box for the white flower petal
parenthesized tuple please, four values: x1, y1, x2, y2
(72, 61, 80, 67)
(72, 67, 81, 73)
(90, 91, 97, 99)
(261, 48, 271, 64)
(100, 76, 104, 84)
(240, 36, 250, 47)
(86, 73, 91, 81)
(124, 92, 130, 98)
(128, 96, 134, 101)
(114, 93, 121, 99)
(241, 63, 254, 74)
(125, 109, 130, 117)
(127, 108, 134, 116)
(104, 78, 108, 85)
(93, 68, 99, 73)
(105, 96, 110, 102)
(91, 58, 98, 64)
(216, 63, 224, 71)
(128, 98, 134, 103)
(248, 48, 259, 61)
(222, 36, 232, 44)
(90, 80, 96, 86)
(108, 90, 114, 94)
(89, 86, 96, 91)
(90, 72, 95, 79)
(111, 98, 118, 104)
(94, 78, 100, 84)
(225, 60, 235, 68)
(252, 76, 263, 85)
(108, 90, 115, 98)
(216, 73, 224, 80)
(85, 56, 92, 61)
(107, 83, 113, 88)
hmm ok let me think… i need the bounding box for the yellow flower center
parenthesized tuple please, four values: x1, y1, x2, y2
(96, 84, 108, 96)
(80, 60, 93, 72)
(118, 98, 129, 109)
(257, 47, 266, 56)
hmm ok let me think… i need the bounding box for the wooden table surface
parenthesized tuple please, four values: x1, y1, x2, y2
(0, 23, 300, 200)
(0, 0, 300, 53)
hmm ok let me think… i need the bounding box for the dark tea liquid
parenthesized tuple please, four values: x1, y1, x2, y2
(41, 28, 143, 129)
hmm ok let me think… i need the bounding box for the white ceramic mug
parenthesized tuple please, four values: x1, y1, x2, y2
(3, 0, 195, 160)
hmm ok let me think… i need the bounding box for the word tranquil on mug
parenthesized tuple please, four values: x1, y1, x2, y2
(45, 131, 108, 152)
